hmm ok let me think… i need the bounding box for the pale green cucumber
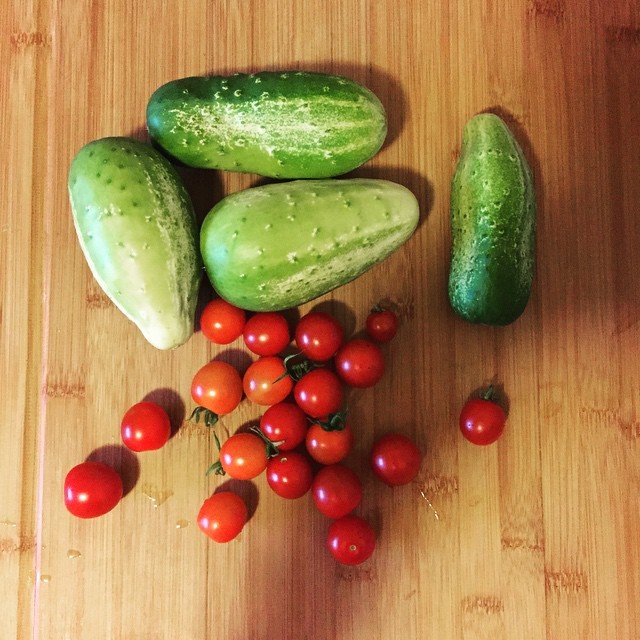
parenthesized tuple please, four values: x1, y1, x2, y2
(200, 178, 419, 311)
(448, 113, 536, 325)
(146, 71, 387, 178)
(68, 137, 202, 349)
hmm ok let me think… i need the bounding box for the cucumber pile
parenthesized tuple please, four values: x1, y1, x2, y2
(68, 69, 536, 351)
(68, 70, 422, 349)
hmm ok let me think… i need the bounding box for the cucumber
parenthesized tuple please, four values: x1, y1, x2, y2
(68, 137, 202, 349)
(448, 113, 536, 325)
(200, 178, 419, 311)
(146, 71, 387, 179)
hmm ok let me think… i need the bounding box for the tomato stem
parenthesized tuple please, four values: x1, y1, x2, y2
(205, 460, 225, 476)
(248, 425, 285, 458)
(189, 406, 220, 428)
(309, 407, 349, 431)
(481, 386, 496, 402)
(272, 352, 316, 383)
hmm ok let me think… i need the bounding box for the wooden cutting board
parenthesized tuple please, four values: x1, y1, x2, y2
(3, 1, 640, 638)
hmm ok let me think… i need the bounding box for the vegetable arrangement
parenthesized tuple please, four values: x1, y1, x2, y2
(64, 67, 535, 568)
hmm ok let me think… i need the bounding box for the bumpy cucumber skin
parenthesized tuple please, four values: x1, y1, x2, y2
(200, 179, 419, 311)
(68, 137, 202, 349)
(448, 113, 536, 325)
(146, 71, 387, 179)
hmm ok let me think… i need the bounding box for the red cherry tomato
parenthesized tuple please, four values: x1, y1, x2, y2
(197, 491, 247, 543)
(259, 402, 308, 451)
(266, 452, 314, 500)
(334, 338, 385, 388)
(243, 356, 293, 406)
(370, 433, 422, 486)
(366, 308, 399, 342)
(311, 464, 362, 519)
(191, 361, 243, 415)
(200, 298, 246, 344)
(64, 462, 123, 519)
(305, 422, 353, 465)
(294, 369, 344, 419)
(295, 311, 345, 361)
(243, 312, 290, 356)
(120, 401, 171, 452)
(219, 432, 269, 480)
(459, 391, 506, 445)
(327, 515, 376, 565)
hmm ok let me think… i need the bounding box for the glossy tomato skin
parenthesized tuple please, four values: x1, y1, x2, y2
(294, 369, 344, 419)
(243, 356, 293, 406)
(64, 462, 123, 519)
(191, 360, 243, 415)
(370, 433, 422, 487)
(121, 401, 171, 452)
(327, 515, 376, 565)
(243, 312, 290, 356)
(311, 464, 362, 519)
(259, 402, 308, 451)
(459, 397, 506, 445)
(197, 491, 247, 543)
(334, 338, 385, 388)
(220, 432, 268, 480)
(200, 298, 246, 345)
(366, 308, 398, 342)
(306, 423, 353, 465)
(295, 311, 345, 361)
(266, 452, 314, 499)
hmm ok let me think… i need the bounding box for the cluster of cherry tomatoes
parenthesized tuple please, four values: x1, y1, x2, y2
(63, 297, 508, 566)
(192, 300, 424, 565)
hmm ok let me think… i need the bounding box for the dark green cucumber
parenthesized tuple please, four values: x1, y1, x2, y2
(68, 137, 202, 349)
(146, 71, 387, 178)
(200, 179, 419, 311)
(448, 113, 536, 325)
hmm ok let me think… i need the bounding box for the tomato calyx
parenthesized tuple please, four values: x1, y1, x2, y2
(205, 426, 285, 477)
(309, 407, 349, 432)
(272, 352, 317, 383)
(189, 406, 220, 428)
(480, 385, 498, 402)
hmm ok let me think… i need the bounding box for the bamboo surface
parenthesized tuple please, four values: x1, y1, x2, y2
(3, 1, 640, 638)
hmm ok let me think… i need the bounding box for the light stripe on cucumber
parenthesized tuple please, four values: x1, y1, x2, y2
(146, 71, 387, 179)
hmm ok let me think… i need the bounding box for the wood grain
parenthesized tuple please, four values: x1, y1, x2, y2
(3, 0, 640, 638)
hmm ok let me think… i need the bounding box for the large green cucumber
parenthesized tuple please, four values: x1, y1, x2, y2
(146, 71, 387, 179)
(200, 179, 419, 311)
(68, 137, 202, 349)
(448, 113, 536, 325)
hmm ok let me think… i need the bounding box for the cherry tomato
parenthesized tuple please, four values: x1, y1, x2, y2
(306, 422, 353, 465)
(370, 433, 422, 486)
(334, 338, 385, 388)
(197, 491, 247, 543)
(243, 312, 290, 356)
(243, 356, 293, 406)
(64, 462, 123, 519)
(366, 308, 399, 342)
(294, 369, 344, 418)
(120, 401, 171, 452)
(295, 311, 345, 361)
(327, 515, 376, 565)
(199, 298, 246, 345)
(459, 391, 506, 445)
(266, 452, 314, 500)
(311, 464, 362, 519)
(191, 360, 243, 415)
(220, 432, 269, 480)
(259, 402, 308, 451)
